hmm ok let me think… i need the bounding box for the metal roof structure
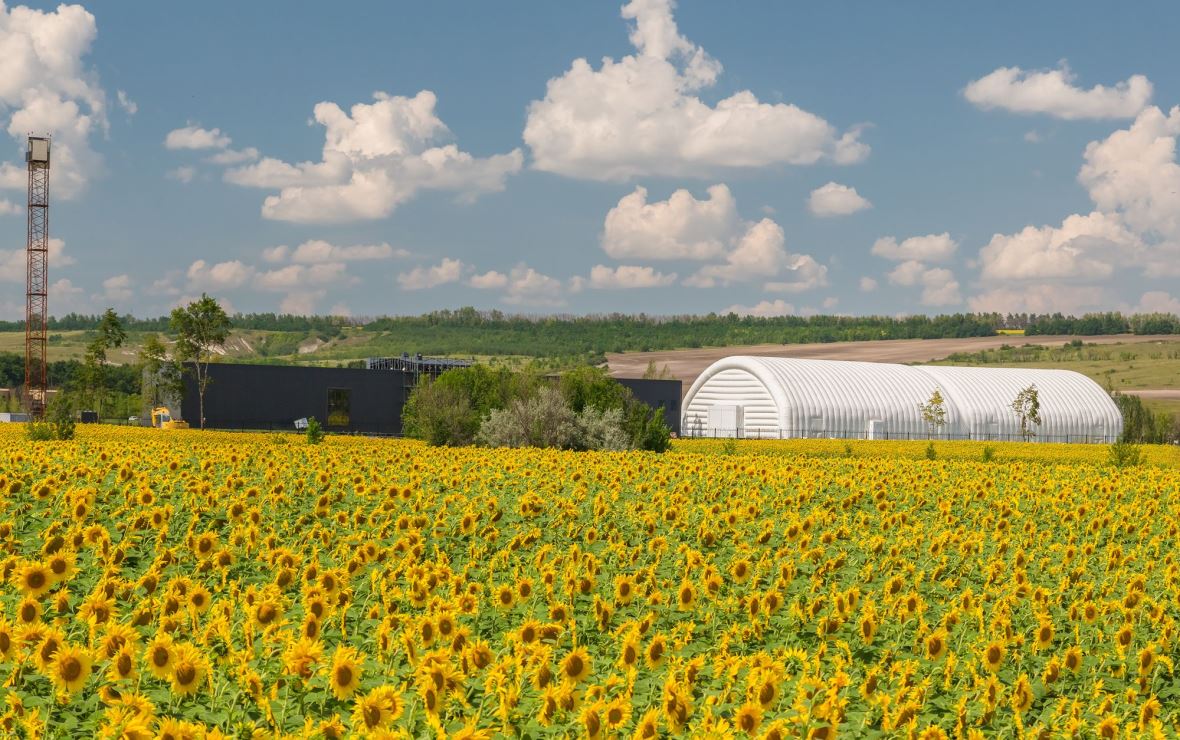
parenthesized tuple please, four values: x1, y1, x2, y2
(682, 356, 1123, 443)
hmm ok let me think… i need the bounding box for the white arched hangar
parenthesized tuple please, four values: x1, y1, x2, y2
(681, 356, 1123, 443)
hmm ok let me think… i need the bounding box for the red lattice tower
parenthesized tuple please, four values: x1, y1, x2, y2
(25, 137, 50, 418)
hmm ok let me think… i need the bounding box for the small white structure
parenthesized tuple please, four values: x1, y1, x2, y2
(682, 356, 1123, 443)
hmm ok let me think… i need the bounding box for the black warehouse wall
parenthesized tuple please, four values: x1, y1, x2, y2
(617, 378, 682, 435)
(182, 364, 406, 434)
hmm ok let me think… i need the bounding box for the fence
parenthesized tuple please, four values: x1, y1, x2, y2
(680, 425, 1119, 444)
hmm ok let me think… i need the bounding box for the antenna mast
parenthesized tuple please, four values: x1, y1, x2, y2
(25, 136, 50, 418)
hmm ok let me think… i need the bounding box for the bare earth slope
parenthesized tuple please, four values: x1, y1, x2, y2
(607, 334, 1175, 394)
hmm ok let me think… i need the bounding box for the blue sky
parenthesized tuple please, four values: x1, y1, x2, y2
(1, 0, 1178, 319)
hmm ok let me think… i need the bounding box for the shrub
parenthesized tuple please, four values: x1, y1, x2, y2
(1107, 441, 1142, 468)
(622, 401, 671, 453)
(477, 387, 578, 449)
(925, 441, 937, 460)
(404, 380, 479, 446)
(25, 421, 54, 441)
(48, 396, 75, 441)
(306, 417, 324, 445)
(572, 406, 630, 451)
(982, 445, 995, 463)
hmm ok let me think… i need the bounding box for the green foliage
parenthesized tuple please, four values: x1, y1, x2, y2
(48, 395, 76, 440)
(171, 294, 232, 430)
(1011, 384, 1042, 441)
(305, 417, 324, 445)
(925, 441, 937, 460)
(1113, 392, 1176, 444)
(720, 438, 739, 456)
(624, 401, 671, 453)
(25, 420, 54, 441)
(403, 365, 537, 446)
(1107, 440, 1142, 468)
(982, 445, 995, 463)
(559, 366, 628, 413)
(918, 389, 948, 438)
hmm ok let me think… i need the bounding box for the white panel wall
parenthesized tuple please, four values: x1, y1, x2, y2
(682, 356, 1123, 442)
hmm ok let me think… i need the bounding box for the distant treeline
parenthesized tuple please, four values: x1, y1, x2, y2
(0, 308, 1178, 358)
(0, 353, 140, 393)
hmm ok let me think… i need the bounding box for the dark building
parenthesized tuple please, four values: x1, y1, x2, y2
(617, 377, 682, 435)
(181, 364, 406, 434)
(181, 362, 680, 437)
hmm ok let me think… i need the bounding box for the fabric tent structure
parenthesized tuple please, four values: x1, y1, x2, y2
(681, 356, 1122, 443)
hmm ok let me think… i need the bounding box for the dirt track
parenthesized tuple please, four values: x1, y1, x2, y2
(607, 334, 1176, 392)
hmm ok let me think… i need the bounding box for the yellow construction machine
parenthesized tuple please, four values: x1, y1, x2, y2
(151, 407, 189, 430)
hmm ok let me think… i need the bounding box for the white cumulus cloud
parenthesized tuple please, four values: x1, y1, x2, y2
(207, 90, 521, 223)
(964, 64, 1151, 120)
(859, 276, 878, 292)
(523, 0, 868, 180)
(603, 184, 737, 260)
(887, 261, 961, 306)
(468, 270, 509, 290)
(871, 233, 957, 262)
(99, 273, 132, 302)
(396, 257, 465, 290)
(186, 259, 254, 291)
(587, 264, 677, 289)
(807, 182, 871, 217)
(0, 2, 108, 198)
(723, 299, 796, 317)
(289, 240, 407, 264)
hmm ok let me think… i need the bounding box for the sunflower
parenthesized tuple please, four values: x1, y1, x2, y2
(351, 685, 403, 732)
(45, 551, 75, 585)
(51, 643, 92, 694)
(1010, 673, 1033, 714)
(15, 597, 42, 625)
(925, 630, 948, 661)
(1137, 645, 1156, 676)
(282, 638, 323, 681)
(645, 634, 668, 669)
(981, 640, 1005, 673)
(1063, 645, 1083, 672)
(13, 561, 53, 599)
(0, 620, 14, 660)
(603, 695, 631, 730)
(677, 580, 697, 611)
(1033, 620, 1054, 651)
(632, 709, 660, 739)
(328, 646, 364, 701)
(107, 644, 138, 683)
(615, 575, 636, 605)
(144, 633, 175, 680)
(1140, 696, 1161, 731)
(168, 643, 208, 697)
(619, 634, 641, 671)
(34, 628, 64, 673)
(734, 701, 762, 735)
(859, 611, 877, 645)
(560, 646, 592, 684)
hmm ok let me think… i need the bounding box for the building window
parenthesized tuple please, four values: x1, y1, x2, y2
(327, 388, 351, 427)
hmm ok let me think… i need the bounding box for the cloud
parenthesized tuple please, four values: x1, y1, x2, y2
(603, 184, 826, 292)
(261, 246, 288, 263)
(99, 273, 132, 302)
(328, 302, 352, 317)
(977, 211, 1134, 282)
(186, 259, 254, 291)
(968, 284, 1109, 314)
(586, 264, 677, 289)
(1133, 291, 1180, 314)
(279, 291, 323, 316)
(0, 237, 73, 282)
(871, 233, 957, 262)
(859, 276, 878, 292)
(807, 182, 871, 217)
(468, 270, 509, 290)
(396, 257, 465, 290)
(288, 239, 407, 263)
(886, 261, 961, 306)
(167, 166, 195, 184)
(165, 124, 259, 171)
(964, 64, 1151, 120)
(254, 262, 348, 292)
(202, 90, 522, 223)
(603, 184, 737, 260)
(501, 264, 565, 306)
(523, 0, 868, 180)
(723, 299, 797, 317)
(0, 2, 107, 198)
(0, 199, 17, 215)
(165, 125, 231, 151)
(116, 90, 137, 116)
(1078, 105, 1180, 247)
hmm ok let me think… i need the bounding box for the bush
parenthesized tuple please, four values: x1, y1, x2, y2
(48, 396, 75, 440)
(25, 421, 55, 441)
(1107, 441, 1142, 468)
(572, 406, 630, 451)
(982, 445, 995, 463)
(306, 417, 324, 445)
(403, 365, 537, 446)
(477, 387, 578, 449)
(925, 442, 937, 460)
(622, 401, 671, 453)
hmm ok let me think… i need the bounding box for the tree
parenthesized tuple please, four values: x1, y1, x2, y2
(80, 308, 127, 418)
(138, 334, 184, 411)
(1011, 384, 1042, 441)
(170, 294, 231, 429)
(642, 360, 673, 380)
(918, 389, 948, 438)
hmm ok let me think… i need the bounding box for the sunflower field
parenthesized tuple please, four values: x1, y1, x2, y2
(0, 426, 1178, 738)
